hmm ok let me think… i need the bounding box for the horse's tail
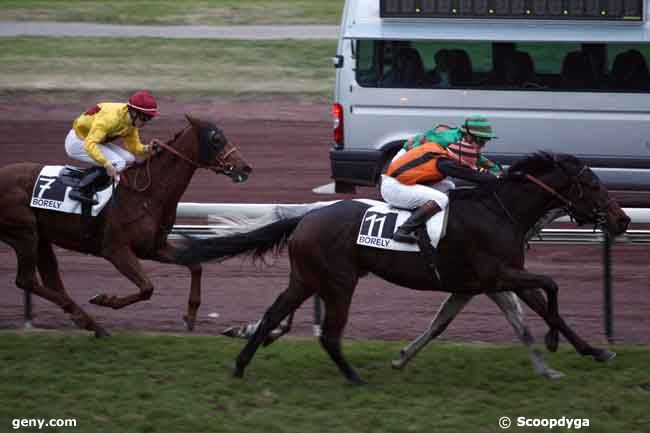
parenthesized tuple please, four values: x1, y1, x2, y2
(175, 216, 303, 265)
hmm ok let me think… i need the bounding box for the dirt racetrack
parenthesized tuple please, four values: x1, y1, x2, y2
(0, 92, 648, 345)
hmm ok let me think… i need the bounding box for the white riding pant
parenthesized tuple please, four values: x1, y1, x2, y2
(64, 129, 135, 172)
(380, 147, 454, 210)
(381, 175, 451, 210)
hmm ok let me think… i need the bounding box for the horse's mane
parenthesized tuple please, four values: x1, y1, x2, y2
(506, 151, 557, 177)
(450, 151, 582, 201)
(169, 126, 189, 145)
(506, 151, 580, 178)
(121, 125, 192, 181)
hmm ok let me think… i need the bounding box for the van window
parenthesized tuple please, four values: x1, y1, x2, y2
(607, 45, 650, 91)
(356, 40, 650, 92)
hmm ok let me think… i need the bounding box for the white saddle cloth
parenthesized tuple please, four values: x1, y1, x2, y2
(354, 199, 448, 252)
(30, 165, 114, 217)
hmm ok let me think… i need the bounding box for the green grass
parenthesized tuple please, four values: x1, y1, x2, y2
(0, 37, 336, 98)
(0, 0, 344, 25)
(1, 332, 649, 433)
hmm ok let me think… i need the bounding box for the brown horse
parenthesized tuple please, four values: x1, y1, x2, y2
(0, 115, 251, 337)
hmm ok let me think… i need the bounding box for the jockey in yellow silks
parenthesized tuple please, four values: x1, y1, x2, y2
(64, 90, 162, 204)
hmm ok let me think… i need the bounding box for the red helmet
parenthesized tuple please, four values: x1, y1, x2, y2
(127, 90, 160, 117)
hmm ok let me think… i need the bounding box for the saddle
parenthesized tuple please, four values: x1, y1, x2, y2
(59, 166, 112, 191)
(355, 200, 448, 253)
(61, 166, 111, 240)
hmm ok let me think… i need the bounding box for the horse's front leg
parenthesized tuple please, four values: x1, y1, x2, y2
(487, 292, 564, 379)
(392, 293, 473, 370)
(183, 262, 202, 331)
(151, 243, 202, 331)
(90, 248, 154, 309)
(222, 313, 294, 345)
(497, 266, 560, 327)
(517, 289, 615, 362)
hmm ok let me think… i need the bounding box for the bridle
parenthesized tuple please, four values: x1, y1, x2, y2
(156, 137, 237, 175)
(524, 165, 610, 227)
(121, 126, 239, 192)
(493, 164, 610, 229)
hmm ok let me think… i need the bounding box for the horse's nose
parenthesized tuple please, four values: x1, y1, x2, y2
(233, 165, 251, 183)
(619, 215, 631, 232)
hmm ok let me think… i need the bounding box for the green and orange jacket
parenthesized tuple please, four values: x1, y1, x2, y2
(72, 102, 148, 166)
(387, 142, 450, 185)
(404, 126, 502, 174)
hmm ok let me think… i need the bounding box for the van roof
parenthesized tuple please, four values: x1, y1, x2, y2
(343, 0, 650, 43)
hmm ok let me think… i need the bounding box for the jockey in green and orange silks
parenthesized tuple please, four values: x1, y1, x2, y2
(381, 115, 501, 243)
(403, 115, 503, 175)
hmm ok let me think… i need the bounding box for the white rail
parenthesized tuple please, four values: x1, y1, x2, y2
(173, 203, 650, 244)
(177, 202, 650, 224)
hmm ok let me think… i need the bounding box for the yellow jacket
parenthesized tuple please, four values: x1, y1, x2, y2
(72, 102, 147, 166)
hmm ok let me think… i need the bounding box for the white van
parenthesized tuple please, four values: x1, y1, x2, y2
(330, 0, 650, 193)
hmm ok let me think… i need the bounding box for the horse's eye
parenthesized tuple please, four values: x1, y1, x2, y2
(584, 178, 600, 190)
(211, 130, 225, 145)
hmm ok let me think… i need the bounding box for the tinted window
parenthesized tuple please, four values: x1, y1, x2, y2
(356, 40, 650, 92)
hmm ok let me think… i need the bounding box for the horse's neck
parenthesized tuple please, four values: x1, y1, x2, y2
(136, 129, 197, 211)
(498, 182, 559, 232)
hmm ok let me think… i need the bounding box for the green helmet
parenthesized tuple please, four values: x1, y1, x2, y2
(460, 115, 498, 139)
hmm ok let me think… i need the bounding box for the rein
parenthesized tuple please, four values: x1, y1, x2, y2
(491, 190, 518, 226)
(522, 166, 610, 229)
(524, 173, 575, 208)
(491, 166, 590, 230)
(121, 157, 152, 192)
(157, 137, 237, 174)
(120, 138, 193, 193)
(120, 128, 238, 192)
(157, 140, 203, 169)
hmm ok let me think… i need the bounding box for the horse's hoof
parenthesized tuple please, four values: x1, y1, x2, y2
(391, 358, 406, 370)
(348, 376, 367, 386)
(262, 329, 285, 347)
(222, 326, 243, 338)
(542, 369, 565, 380)
(594, 349, 616, 363)
(545, 330, 559, 352)
(262, 336, 278, 347)
(89, 294, 104, 305)
(94, 328, 111, 338)
(183, 315, 195, 332)
(232, 366, 245, 378)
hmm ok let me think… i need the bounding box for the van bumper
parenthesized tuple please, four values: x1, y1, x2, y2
(330, 147, 383, 192)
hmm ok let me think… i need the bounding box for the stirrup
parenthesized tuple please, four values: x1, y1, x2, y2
(414, 227, 442, 284)
(392, 228, 418, 244)
(69, 189, 98, 205)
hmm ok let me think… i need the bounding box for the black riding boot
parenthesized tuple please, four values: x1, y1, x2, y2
(392, 201, 442, 244)
(68, 188, 98, 205)
(68, 167, 106, 205)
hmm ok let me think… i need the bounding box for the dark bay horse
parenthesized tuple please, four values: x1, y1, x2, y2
(0, 115, 251, 337)
(177, 152, 629, 383)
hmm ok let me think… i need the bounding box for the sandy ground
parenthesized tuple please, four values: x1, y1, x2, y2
(0, 92, 648, 347)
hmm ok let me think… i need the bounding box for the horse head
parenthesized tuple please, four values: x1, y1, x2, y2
(185, 114, 252, 183)
(508, 152, 630, 236)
